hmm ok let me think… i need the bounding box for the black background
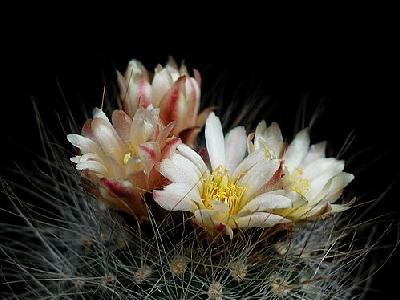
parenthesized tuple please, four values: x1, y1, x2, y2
(1, 13, 399, 298)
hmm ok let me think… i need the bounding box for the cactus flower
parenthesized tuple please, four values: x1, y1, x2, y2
(117, 57, 211, 146)
(154, 113, 296, 238)
(67, 107, 180, 218)
(249, 121, 354, 220)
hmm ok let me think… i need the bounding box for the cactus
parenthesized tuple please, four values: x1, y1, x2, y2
(0, 58, 398, 299)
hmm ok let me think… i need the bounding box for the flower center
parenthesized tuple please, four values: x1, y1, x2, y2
(201, 167, 246, 215)
(123, 145, 138, 165)
(123, 152, 132, 165)
(282, 167, 310, 198)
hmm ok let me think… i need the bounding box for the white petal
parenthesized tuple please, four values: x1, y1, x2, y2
(232, 150, 265, 179)
(316, 172, 354, 204)
(266, 122, 284, 156)
(284, 128, 310, 171)
(209, 200, 230, 214)
(70, 156, 81, 163)
(166, 57, 180, 81)
(254, 121, 283, 157)
(300, 141, 327, 167)
(235, 212, 289, 228)
(193, 206, 234, 238)
(152, 65, 173, 106)
(67, 134, 101, 154)
(224, 226, 234, 239)
(307, 161, 345, 203)
(194, 209, 215, 228)
(224, 126, 247, 173)
(129, 107, 159, 145)
(205, 112, 225, 170)
(159, 153, 202, 186)
(254, 120, 267, 152)
(238, 159, 280, 199)
(184, 77, 201, 128)
(177, 144, 209, 176)
(330, 204, 351, 213)
(303, 158, 343, 180)
(112, 110, 132, 143)
(153, 183, 201, 211)
(93, 108, 109, 121)
(92, 118, 125, 163)
(241, 190, 297, 212)
(76, 161, 107, 174)
(294, 203, 330, 219)
(70, 153, 101, 163)
(125, 60, 152, 110)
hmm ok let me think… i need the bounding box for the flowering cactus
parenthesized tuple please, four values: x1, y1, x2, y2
(1, 56, 394, 300)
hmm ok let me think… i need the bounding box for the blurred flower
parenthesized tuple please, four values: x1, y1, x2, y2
(117, 57, 212, 146)
(67, 107, 180, 218)
(249, 121, 354, 220)
(154, 113, 294, 238)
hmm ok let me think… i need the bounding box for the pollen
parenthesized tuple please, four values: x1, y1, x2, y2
(123, 152, 132, 165)
(282, 167, 310, 198)
(201, 167, 246, 215)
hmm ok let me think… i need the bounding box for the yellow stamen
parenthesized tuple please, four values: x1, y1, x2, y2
(123, 153, 132, 165)
(123, 144, 139, 165)
(201, 167, 246, 215)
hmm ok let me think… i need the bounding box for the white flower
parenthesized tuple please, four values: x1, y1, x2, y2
(67, 107, 180, 218)
(117, 57, 212, 146)
(154, 113, 296, 238)
(249, 121, 354, 220)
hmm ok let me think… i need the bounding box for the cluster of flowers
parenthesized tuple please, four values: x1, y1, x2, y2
(68, 58, 354, 238)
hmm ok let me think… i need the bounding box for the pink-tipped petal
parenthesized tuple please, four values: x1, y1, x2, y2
(112, 110, 132, 143)
(81, 119, 95, 140)
(185, 77, 200, 128)
(159, 76, 186, 134)
(166, 56, 179, 81)
(193, 69, 202, 86)
(161, 137, 181, 159)
(138, 142, 161, 175)
(91, 118, 125, 164)
(121, 60, 152, 116)
(152, 65, 173, 107)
